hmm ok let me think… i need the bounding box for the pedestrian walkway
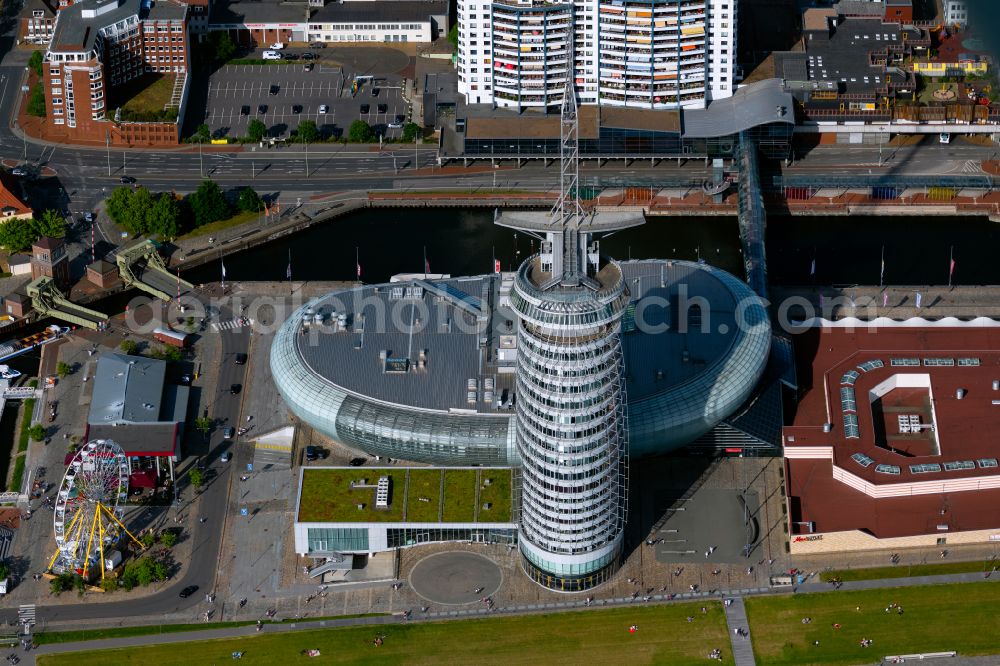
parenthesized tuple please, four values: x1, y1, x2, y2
(212, 317, 254, 332)
(796, 570, 999, 594)
(722, 596, 756, 666)
(18, 604, 36, 628)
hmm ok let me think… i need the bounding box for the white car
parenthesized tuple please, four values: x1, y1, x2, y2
(262, 51, 282, 61)
(318, 104, 329, 114)
(269, 42, 285, 50)
(939, 133, 951, 144)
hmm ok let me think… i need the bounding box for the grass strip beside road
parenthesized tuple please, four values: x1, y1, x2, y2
(746, 581, 1000, 666)
(819, 559, 998, 582)
(35, 614, 388, 645)
(36, 604, 733, 666)
(176, 210, 258, 240)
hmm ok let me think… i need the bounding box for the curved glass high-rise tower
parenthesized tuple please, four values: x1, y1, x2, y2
(509, 251, 631, 591)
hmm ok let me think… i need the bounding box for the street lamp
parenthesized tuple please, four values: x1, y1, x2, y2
(105, 131, 111, 177)
(198, 137, 203, 178)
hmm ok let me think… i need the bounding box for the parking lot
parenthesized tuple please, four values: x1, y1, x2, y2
(202, 48, 410, 141)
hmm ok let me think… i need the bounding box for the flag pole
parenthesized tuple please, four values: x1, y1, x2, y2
(948, 245, 953, 289)
(288, 248, 292, 296)
(356, 246, 361, 284)
(879, 245, 885, 289)
(423, 246, 427, 279)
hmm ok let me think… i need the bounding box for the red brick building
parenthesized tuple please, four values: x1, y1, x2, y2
(30, 236, 70, 286)
(20, 0, 58, 45)
(883, 0, 913, 24)
(43, 0, 190, 145)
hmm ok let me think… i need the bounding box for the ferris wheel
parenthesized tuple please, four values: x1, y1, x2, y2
(48, 440, 142, 581)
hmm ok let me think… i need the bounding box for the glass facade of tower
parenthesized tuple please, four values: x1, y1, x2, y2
(509, 257, 631, 591)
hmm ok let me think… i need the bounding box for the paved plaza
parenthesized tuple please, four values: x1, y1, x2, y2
(409, 551, 503, 605)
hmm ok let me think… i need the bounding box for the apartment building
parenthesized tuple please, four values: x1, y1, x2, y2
(458, 0, 737, 110)
(43, 0, 189, 142)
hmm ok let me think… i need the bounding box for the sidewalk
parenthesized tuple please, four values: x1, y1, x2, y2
(723, 596, 756, 666)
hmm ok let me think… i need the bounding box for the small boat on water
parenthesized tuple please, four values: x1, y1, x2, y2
(0, 365, 22, 380)
(0, 325, 70, 363)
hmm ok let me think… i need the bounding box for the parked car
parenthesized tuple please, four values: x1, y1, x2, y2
(349, 457, 366, 467)
(360, 104, 370, 114)
(377, 104, 388, 114)
(258, 104, 268, 114)
(305, 446, 326, 461)
(318, 104, 329, 114)
(269, 84, 279, 95)
(235, 353, 247, 365)
(269, 42, 285, 50)
(11, 167, 28, 177)
(309, 42, 326, 49)
(301, 52, 316, 61)
(119, 175, 136, 184)
(220, 451, 232, 463)
(179, 585, 199, 598)
(262, 50, 282, 61)
(371, 87, 380, 97)
(292, 104, 303, 114)
(223, 426, 235, 439)
(240, 105, 250, 115)
(388, 121, 403, 129)
(230, 383, 242, 395)
(303, 63, 313, 72)
(284, 53, 300, 61)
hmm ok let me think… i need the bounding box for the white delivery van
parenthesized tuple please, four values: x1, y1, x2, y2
(262, 51, 282, 60)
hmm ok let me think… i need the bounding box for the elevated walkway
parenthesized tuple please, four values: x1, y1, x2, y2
(736, 132, 768, 300)
(26, 277, 108, 329)
(116, 240, 193, 301)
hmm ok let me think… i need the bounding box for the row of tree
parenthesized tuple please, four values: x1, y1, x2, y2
(0, 209, 68, 253)
(104, 181, 264, 240)
(199, 119, 420, 145)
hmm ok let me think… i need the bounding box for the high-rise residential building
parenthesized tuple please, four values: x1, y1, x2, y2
(457, 0, 737, 110)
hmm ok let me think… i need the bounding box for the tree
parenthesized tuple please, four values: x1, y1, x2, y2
(148, 345, 182, 363)
(194, 123, 211, 142)
(297, 120, 319, 144)
(27, 82, 46, 117)
(194, 417, 211, 440)
(146, 193, 182, 238)
(0, 219, 38, 253)
(447, 24, 458, 50)
(34, 209, 66, 238)
(106, 185, 155, 235)
(188, 468, 204, 490)
(186, 180, 230, 228)
(100, 576, 118, 593)
(28, 51, 43, 77)
(236, 187, 263, 214)
(402, 122, 422, 143)
(247, 119, 267, 143)
(141, 532, 156, 549)
(210, 31, 236, 63)
(56, 361, 71, 378)
(50, 572, 76, 595)
(159, 530, 178, 548)
(119, 339, 139, 355)
(348, 120, 373, 143)
(27, 423, 46, 442)
(0, 563, 9, 580)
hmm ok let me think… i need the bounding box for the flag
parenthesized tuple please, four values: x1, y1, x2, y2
(494, 259, 501, 274)
(286, 262, 292, 280)
(810, 259, 816, 276)
(221, 259, 227, 281)
(882, 291, 889, 308)
(819, 294, 825, 309)
(880, 258, 885, 285)
(425, 257, 430, 274)
(356, 262, 362, 279)
(915, 291, 922, 309)
(949, 257, 956, 278)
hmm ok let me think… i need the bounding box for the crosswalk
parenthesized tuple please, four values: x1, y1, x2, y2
(211, 317, 254, 332)
(0, 526, 12, 561)
(18, 605, 35, 627)
(962, 160, 983, 174)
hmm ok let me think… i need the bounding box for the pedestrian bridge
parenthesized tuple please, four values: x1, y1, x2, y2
(736, 132, 768, 300)
(116, 240, 193, 302)
(26, 277, 108, 330)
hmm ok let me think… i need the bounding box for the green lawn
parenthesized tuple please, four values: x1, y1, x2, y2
(746, 582, 1000, 666)
(404, 469, 441, 523)
(114, 74, 177, 121)
(820, 560, 998, 582)
(297, 468, 404, 523)
(37, 603, 733, 666)
(442, 469, 477, 523)
(477, 469, 512, 523)
(177, 210, 257, 240)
